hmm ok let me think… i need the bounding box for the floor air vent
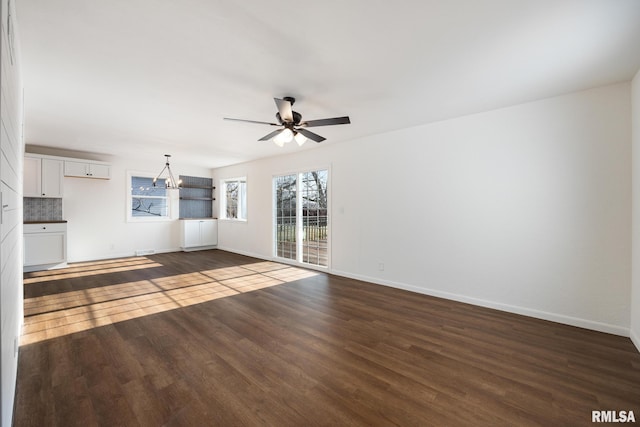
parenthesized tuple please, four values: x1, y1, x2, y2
(135, 249, 156, 256)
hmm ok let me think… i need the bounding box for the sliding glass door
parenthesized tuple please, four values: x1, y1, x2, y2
(274, 169, 328, 267)
(274, 174, 297, 260)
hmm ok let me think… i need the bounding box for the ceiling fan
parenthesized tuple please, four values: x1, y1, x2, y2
(224, 97, 350, 146)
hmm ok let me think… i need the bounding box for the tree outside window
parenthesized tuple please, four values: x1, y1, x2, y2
(130, 175, 170, 219)
(274, 169, 328, 267)
(220, 178, 247, 220)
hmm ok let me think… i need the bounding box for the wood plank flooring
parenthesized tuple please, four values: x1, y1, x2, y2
(14, 250, 640, 426)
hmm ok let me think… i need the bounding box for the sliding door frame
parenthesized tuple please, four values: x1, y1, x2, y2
(272, 165, 331, 270)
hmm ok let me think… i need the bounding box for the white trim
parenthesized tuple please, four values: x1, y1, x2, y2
(66, 247, 181, 264)
(23, 261, 68, 273)
(217, 245, 329, 273)
(215, 246, 265, 260)
(219, 177, 247, 221)
(330, 268, 631, 337)
(272, 254, 330, 273)
(218, 218, 247, 223)
(126, 170, 175, 222)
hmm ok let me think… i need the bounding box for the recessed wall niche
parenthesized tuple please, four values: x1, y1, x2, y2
(179, 175, 215, 219)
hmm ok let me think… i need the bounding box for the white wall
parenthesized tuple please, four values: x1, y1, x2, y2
(66, 155, 214, 262)
(214, 82, 632, 336)
(631, 69, 640, 351)
(25, 148, 213, 262)
(0, 0, 23, 424)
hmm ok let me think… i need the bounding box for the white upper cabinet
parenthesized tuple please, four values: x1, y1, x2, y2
(42, 158, 64, 197)
(23, 156, 42, 197)
(25, 153, 112, 198)
(64, 160, 111, 179)
(24, 156, 64, 198)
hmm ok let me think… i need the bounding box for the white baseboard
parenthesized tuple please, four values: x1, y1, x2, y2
(68, 247, 633, 339)
(331, 269, 630, 337)
(23, 261, 68, 273)
(215, 246, 267, 260)
(215, 247, 331, 273)
(143, 247, 181, 256)
(67, 247, 182, 264)
(180, 245, 217, 252)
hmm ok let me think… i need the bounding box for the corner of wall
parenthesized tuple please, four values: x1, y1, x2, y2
(631, 68, 640, 353)
(0, 0, 25, 423)
(631, 329, 640, 353)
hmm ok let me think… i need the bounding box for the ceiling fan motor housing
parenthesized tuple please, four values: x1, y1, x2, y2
(276, 110, 302, 125)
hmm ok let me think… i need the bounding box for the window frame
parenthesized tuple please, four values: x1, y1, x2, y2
(127, 171, 174, 222)
(219, 176, 247, 221)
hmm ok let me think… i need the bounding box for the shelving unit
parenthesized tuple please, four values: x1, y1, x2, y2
(179, 176, 215, 218)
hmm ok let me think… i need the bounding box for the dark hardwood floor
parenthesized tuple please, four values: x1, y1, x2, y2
(14, 250, 640, 426)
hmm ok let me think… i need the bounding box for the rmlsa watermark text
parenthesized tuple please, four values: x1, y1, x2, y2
(592, 410, 635, 423)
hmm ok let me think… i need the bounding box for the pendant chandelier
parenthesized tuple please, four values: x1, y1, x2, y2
(153, 154, 182, 188)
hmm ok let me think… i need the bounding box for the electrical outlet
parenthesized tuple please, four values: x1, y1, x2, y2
(378, 262, 384, 271)
(14, 336, 18, 356)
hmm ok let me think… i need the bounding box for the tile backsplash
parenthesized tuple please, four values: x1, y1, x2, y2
(24, 198, 63, 221)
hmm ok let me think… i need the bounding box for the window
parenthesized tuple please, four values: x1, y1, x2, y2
(274, 169, 328, 267)
(220, 177, 247, 220)
(128, 174, 171, 220)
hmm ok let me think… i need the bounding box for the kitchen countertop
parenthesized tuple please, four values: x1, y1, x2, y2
(24, 220, 68, 224)
(179, 217, 218, 220)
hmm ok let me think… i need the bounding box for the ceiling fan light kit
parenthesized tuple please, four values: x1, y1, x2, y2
(224, 97, 351, 147)
(294, 131, 307, 146)
(274, 127, 294, 145)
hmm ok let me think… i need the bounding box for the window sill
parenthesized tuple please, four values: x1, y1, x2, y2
(218, 218, 247, 223)
(127, 216, 174, 223)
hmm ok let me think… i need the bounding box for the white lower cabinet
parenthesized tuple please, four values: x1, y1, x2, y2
(24, 222, 67, 271)
(180, 219, 217, 250)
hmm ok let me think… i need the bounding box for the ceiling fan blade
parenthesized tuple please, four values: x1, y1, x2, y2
(224, 117, 279, 126)
(301, 116, 351, 127)
(258, 129, 284, 141)
(296, 128, 326, 143)
(274, 98, 293, 122)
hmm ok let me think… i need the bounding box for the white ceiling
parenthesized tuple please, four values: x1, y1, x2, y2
(16, 0, 640, 168)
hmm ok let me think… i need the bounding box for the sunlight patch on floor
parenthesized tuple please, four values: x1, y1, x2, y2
(23, 257, 162, 284)
(21, 261, 319, 345)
